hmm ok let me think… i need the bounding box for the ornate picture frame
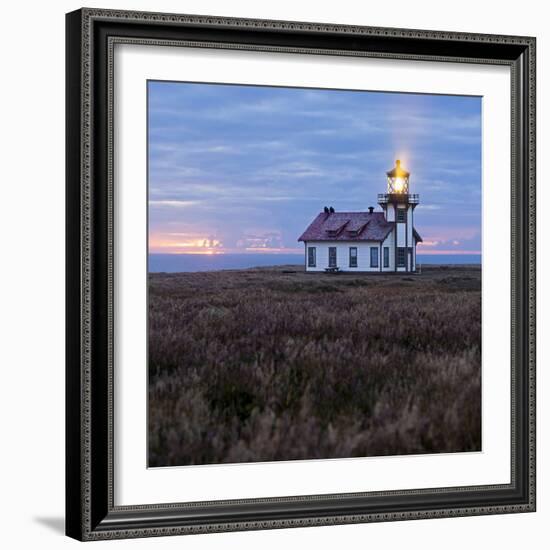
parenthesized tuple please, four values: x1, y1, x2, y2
(66, 8, 536, 541)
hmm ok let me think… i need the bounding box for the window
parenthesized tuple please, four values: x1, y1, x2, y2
(383, 247, 390, 268)
(328, 247, 337, 268)
(396, 208, 406, 223)
(397, 247, 406, 267)
(370, 247, 379, 268)
(307, 247, 316, 267)
(349, 247, 357, 267)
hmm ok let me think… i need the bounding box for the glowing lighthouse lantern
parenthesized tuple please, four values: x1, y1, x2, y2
(386, 159, 410, 194)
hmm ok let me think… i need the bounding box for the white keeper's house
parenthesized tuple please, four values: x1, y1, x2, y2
(298, 160, 422, 273)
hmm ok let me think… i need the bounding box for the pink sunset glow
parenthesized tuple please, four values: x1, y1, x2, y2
(149, 232, 303, 255)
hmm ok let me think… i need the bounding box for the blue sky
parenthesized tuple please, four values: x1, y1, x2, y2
(148, 81, 481, 255)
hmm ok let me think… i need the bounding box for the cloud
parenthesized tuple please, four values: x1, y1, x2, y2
(151, 142, 238, 155)
(417, 204, 441, 211)
(236, 231, 285, 250)
(149, 200, 201, 208)
(147, 81, 482, 255)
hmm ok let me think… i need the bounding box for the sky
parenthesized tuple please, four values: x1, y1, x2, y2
(148, 81, 482, 255)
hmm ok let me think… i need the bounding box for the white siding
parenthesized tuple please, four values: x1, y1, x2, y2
(394, 205, 415, 272)
(396, 218, 406, 247)
(395, 207, 406, 272)
(305, 241, 387, 272)
(411, 206, 418, 272)
(386, 203, 395, 222)
(407, 207, 414, 248)
(381, 230, 394, 272)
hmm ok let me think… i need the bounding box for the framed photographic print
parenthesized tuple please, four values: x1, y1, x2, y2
(65, 8, 536, 541)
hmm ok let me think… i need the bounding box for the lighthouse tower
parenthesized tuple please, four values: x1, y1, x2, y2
(378, 160, 420, 272)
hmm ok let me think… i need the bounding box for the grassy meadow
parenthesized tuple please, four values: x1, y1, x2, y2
(148, 265, 481, 467)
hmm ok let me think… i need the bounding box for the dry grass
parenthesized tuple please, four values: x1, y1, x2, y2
(148, 265, 481, 466)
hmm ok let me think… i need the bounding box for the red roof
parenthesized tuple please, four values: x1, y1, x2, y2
(298, 211, 395, 242)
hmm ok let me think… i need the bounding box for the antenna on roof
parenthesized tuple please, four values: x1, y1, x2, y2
(329, 206, 335, 213)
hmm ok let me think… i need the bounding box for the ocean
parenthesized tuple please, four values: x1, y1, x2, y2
(149, 253, 481, 273)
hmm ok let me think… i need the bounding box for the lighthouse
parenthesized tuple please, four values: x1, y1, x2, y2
(377, 160, 420, 272)
(298, 159, 422, 273)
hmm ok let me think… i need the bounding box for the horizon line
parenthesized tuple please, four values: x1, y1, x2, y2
(148, 250, 482, 256)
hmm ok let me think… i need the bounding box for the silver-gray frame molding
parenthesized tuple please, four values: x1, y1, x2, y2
(66, 8, 536, 541)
